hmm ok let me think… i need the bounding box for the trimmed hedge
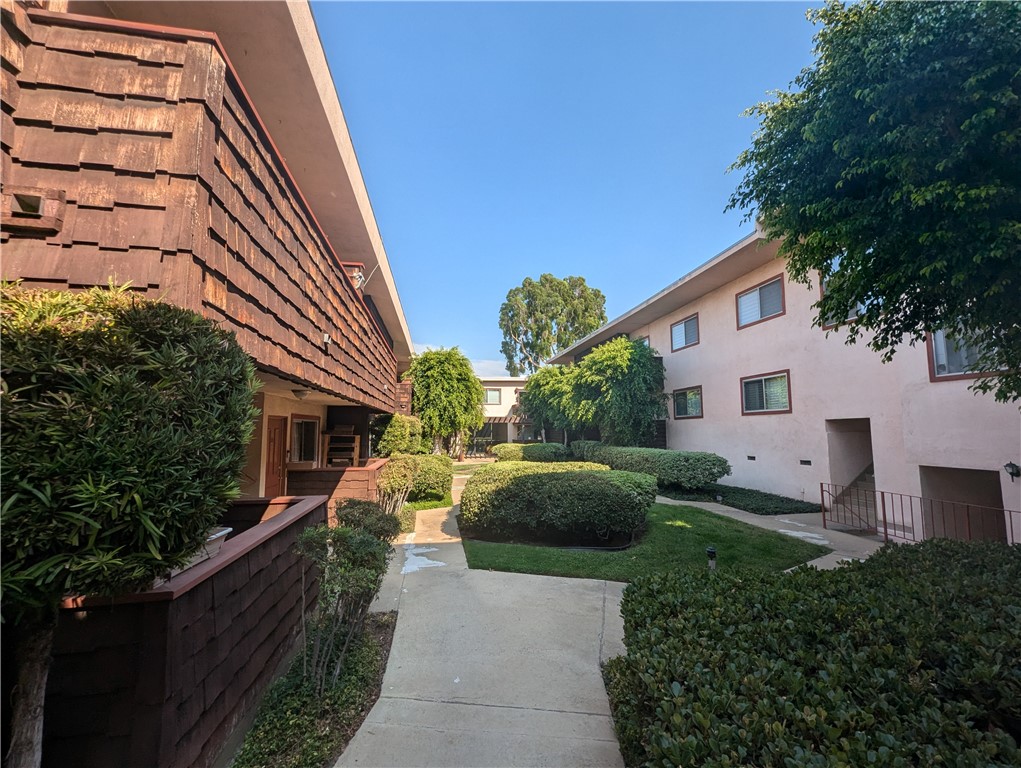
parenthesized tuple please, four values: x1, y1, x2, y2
(333, 499, 400, 544)
(408, 454, 453, 500)
(492, 442, 571, 463)
(586, 443, 731, 488)
(606, 539, 1021, 767)
(460, 461, 655, 543)
(660, 482, 819, 515)
(375, 413, 425, 457)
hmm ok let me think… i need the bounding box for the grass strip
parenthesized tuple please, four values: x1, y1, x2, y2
(462, 503, 829, 582)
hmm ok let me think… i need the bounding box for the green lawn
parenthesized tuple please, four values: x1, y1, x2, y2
(452, 462, 492, 477)
(404, 491, 453, 512)
(462, 503, 829, 582)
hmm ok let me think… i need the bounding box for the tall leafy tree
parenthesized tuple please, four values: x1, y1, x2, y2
(518, 364, 578, 442)
(406, 348, 484, 457)
(572, 337, 668, 446)
(521, 338, 667, 446)
(729, 0, 1021, 402)
(499, 274, 607, 376)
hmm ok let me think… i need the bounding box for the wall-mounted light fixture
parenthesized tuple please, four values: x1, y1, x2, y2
(1005, 461, 1021, 483)
(323, 332, 332, 347)
(292, 389, 310, 400)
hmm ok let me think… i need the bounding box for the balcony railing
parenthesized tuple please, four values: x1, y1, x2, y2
(820, 482, 1019, 544)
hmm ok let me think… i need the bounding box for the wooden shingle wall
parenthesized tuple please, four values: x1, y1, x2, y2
(42, 496, 328, 768)
(1, 8, 397, 411)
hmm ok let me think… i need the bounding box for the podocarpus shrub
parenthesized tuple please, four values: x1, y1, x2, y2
(409, 454, 453, 500)
(491, 442, 571, 462)
(460, 461, 655, 543)
(1, 285, 258, 766)
(333, 499, 400, 544)
(375, 413, 425, 457)
(376, 454, 416, 516)
(588, 444, 731, 488)
(295, 518, 392, 696)
(605, 539, 1021, 767)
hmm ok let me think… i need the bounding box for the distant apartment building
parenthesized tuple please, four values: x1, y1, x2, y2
(551, 230, 1020, 543)
(479, 375, 531, 444)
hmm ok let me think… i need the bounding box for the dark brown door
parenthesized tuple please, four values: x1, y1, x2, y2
(265, 416, 288, 497)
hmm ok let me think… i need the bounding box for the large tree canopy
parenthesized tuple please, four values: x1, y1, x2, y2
(520, 338, 667, 446)
(405, 348, 484, 455)
(499, 274, 607, 376)
(729, 0, 1020, 402)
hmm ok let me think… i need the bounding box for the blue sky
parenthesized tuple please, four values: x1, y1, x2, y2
(312, 1, 821, 375)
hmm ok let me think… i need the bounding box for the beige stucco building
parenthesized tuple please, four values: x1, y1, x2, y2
(478, 376, 531, 444)
(551, 230, 1020, 543)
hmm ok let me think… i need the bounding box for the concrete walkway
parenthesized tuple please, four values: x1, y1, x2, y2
(655, 496, 884, 569)
(344, 479, 884, 767)
(343, 473, 625, 768)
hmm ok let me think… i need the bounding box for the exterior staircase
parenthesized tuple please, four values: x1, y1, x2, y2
(828, 464, 878, 533)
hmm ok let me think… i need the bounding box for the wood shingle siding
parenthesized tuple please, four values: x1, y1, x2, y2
(1, 7, 397, 410)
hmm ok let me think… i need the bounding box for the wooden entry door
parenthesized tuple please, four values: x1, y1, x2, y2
(265, 416, 288, 497)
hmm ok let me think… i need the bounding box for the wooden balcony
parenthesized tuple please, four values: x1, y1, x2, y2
(0, 5, 397, 411)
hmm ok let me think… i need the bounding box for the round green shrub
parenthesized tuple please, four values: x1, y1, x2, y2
(1, 286, 258, 620)
(408, 453, 453, 500)
(459, 461, 654, 543)
(491, 442, 570, 462)
(332, 499, 400, 544)
(610, 539, 1021, 767)
(375, 413, 425, 457)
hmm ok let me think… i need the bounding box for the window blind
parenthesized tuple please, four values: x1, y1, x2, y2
(671, 316, 698, 349)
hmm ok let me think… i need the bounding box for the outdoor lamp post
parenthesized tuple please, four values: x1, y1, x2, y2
(706, 546, 717, 571)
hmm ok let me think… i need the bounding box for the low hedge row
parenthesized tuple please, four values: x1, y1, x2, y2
(606, 539, 1021, 767)
(572, 442, 731, 489)
(491, 442, 571, 462)
(661, 482, 819, 515)
(459, 461, 655, 543)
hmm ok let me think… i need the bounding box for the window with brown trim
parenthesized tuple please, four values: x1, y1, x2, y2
(740, 370, 791, 414)
(673, 386, 703, 419)
(634, 335, 650, 346)
(484, 388, 501, 405)
(929, 330, 984, 379)
(736, 276, 784, 329)
(670, 314, 699, 351)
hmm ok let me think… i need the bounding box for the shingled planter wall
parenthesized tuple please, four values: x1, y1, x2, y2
(39, 495, 328, 768)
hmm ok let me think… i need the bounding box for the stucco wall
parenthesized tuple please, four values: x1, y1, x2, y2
(636, 250, 1020, 518)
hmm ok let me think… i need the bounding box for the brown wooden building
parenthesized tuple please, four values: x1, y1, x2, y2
(1, 0, 414, 504)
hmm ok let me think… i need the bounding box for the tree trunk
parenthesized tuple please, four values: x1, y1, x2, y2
(5, 613, 57, 768)
(448, 431, 464, 459)
(432, 434, 444, 455)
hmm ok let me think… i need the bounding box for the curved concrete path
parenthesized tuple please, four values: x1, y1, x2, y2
(343, 477, 883, 767)
(341, 474, 625, 768)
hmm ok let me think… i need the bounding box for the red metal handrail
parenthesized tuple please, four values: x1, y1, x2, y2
(821, 483, 1019, 544)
